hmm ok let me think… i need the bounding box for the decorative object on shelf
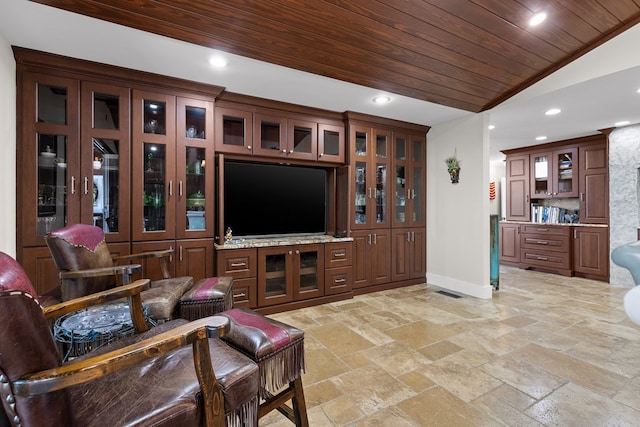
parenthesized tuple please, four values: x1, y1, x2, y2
(225, 227, 233, 243)
(445, 150, 461, 184)
(186, 190, 205, 210)
(93, 156, 103, 170)
(186, 125, 198, 138)
(489, 181, 496, 200)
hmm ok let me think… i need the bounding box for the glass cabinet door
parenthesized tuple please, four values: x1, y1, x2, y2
(352, 126, 369, 229)
(287, 119, 317, 161)
(24, 74, 80, 246)
(253, 113, 287, 158)
(143, 142, 168, 233)
(37, 134, 69, 235)
(132, 90, 176, 241)
(214, 107, 253, 154)
(554, 147, 578, 197)
(394, 134, 407, 226)
(374, 129, 390, 227)
(531, 153, 551, 198)
(410, 137, 425, 226)
(295, 245, 324, 300)
(258, 247, 294, 306)
(177, 97, 214, 239)
(354, 161, 368, 225)
(318, 123, 344, 163)
(82, 82, 131, 242)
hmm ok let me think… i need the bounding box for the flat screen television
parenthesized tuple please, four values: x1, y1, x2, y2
(223, 161, 327, 238)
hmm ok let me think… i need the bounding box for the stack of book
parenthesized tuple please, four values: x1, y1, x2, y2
(531, 205, 573, 224)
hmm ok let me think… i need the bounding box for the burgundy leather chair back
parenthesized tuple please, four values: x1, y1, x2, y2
(45, 223, 115, 301)
(0, 252, 73, 426)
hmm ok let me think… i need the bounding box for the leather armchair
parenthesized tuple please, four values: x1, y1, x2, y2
(0, 252, 259, 427)
(45, 223, 194, 322)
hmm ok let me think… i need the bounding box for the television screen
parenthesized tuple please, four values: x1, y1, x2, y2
(224, 161, 327, 237)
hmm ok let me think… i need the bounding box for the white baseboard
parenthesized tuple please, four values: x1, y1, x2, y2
(426, 272, 493, 299)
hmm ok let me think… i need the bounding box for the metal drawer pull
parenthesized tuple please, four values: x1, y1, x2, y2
(230, 262, 246, 267)
(536, 256, 548, 261)
(233, 292, 246, 298)
(535, 240, 548, 245)
(334, 278, 347, 283)
(537, 228, 549, 232)
(334, 252, 346, 257)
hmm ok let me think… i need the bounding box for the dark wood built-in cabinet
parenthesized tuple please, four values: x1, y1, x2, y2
(15, 48, 223, 293)
(346, 113, 428, 294)
(501, 134, 609, 281)
(15, 48, 428, 313)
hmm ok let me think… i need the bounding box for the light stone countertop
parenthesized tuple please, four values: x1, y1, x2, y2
(215, 234, 353, 250)
(500, 220, 608, 228)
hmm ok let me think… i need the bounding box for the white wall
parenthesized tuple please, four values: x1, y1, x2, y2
(0, 35, 16, 257)
(426, 113, 493, 299)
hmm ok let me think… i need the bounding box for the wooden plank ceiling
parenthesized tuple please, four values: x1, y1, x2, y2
(32, 0, 640, 112)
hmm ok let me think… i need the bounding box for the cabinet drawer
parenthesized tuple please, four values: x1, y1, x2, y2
(216, 248, 257, 279)
(325, 242, 353, 268)
(521, 249, 570, 270)
(521, 234, 570, 252)
(520, 225, 570, 236)
(230, 277, 257, 309)
(325, 267, 353, 296)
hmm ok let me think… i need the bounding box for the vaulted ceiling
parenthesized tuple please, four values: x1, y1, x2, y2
(30, 0, 640, 113)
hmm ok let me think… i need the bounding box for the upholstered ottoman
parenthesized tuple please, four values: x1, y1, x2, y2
(219, 307, 308, 426)
(178, 276, 234, 320)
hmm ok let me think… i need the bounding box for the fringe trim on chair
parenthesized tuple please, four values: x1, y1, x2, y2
(226, 395, 258, 427)
(256, 338, 305, 399)
(179, 299, 229, 321)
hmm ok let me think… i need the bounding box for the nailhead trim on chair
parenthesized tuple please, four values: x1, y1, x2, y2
(0, 368, 19, 426)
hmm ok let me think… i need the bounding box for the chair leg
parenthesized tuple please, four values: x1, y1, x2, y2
(291, 376, 308, 427)
(257, 377, 308, 426)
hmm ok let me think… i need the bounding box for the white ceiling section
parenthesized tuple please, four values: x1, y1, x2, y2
(1, 0, 640, 161)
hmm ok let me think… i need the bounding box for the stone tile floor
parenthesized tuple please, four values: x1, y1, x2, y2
(262, 266, 640, 426)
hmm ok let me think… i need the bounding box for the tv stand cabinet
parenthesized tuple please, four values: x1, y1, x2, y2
(215, 235, 354, 314)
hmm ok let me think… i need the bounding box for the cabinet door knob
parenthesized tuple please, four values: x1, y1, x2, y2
(289, 149, 294, 154)
(247, 145, 252, 150)
(319, 153, 324, 157)
(282, 149, 287, 153)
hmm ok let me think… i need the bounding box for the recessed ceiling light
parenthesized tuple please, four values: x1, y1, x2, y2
(372, 95, 391, 104)
(615, 120, 630, 127)
(488, 125, 495, 130)
(209, 56, 228, 68)
(545, 108, 561, 116)
(529, 12, 547, 26)
(536, 136, 547, 141)
(637, 88, 640, 94)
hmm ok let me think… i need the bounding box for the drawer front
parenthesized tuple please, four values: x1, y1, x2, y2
(521, 234, 570, 252)
(216, 248, 257, 278)
(325, 267, 353, 296)
(520, 225, 570, 236)
(325, 242, 353, 268)
(230, 277, 257, 308)
(521, 249, 570, 270)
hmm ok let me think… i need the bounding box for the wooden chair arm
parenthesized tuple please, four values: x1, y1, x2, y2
(112, 250, 173, 279)
(43, 279, 151, 333)
(112, 249, 173, 262)
(59, 264, 142, 285)
(13, 315, 229, 396)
